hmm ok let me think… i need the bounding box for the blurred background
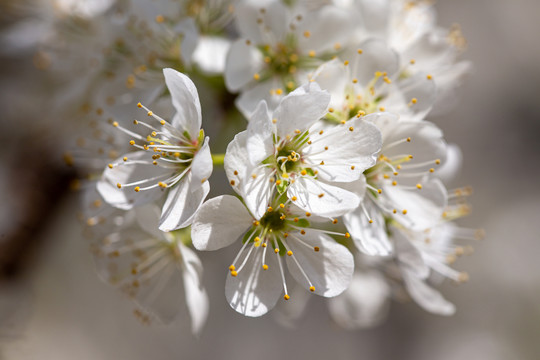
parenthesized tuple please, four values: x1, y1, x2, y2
(1, 0, 539, 359)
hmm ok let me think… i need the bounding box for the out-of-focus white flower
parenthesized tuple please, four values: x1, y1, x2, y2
(191, 194, 354, 317)
(224, 82, 382, 218)
(335, 0, 471, 111)
(90, 204, 209, 334)
(97, 69, 212, 232)
(225, 0, 353, 116)
(327, 268, 391, 329)
(344, 113, 448, 255)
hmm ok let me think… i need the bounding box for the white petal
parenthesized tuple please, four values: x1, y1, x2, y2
(179, 243, 209, 335)
(234, 0, 289, 43)
(311, 59, 349, 109)
(435, 143, 463, 182)
(343, 200, 393, 256)
(191, 195, 253, 251)
(224, 130, 249, 195)
(192, 35, 230, 75)
(225, 244, 283, 317)
(246, 101, 274, 165)
(224, 39, 263, 92)
(241, 163, 275, 219)
(97, 151, 165, 210)
(274, 82, 330, 139)
(395, 72, 437, 121)
(190, 137, 213, 184)
(403, 271, 456, 316)
(159, 173, 209, 232)
(235, 76, 282, 117)
(355, 0, 391, 38)
(327, 270, 391, 329)
(351, 39, 399, 85)
(382, 177, 447, 231)
(287, 177, 360, 217)
(174, 17, 199, 66)
(163, 68, 201, 139)
(285, 231, 354, 297)
(134, 204, 163, 239)
(393, 227, 429, 279)
(305, 117, 382, 182)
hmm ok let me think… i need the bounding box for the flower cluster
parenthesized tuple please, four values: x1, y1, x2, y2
(41, 0, 483, 331)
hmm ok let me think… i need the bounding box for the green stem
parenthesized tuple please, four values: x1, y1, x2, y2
(212, 153, 225, 166)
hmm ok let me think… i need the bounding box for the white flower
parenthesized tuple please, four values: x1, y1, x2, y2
(90, 204, 209, 334)
(343, 112, 448, 255)
(337, 0, 471, 111)
(97, 68, 212, 232)
(312, 39, 437, 123)
(225, 81, 382, 219)
(225, 0, 353, 116)
(191, 195, 354, 317)
(391, 222, 478, 316)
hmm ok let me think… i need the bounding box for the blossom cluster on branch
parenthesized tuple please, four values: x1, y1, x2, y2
(21, 0, 485, 333)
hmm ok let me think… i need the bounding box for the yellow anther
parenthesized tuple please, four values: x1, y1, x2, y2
(305, 212, 311, 217)
(283, 233, 289, 238)
(410, 59, 416, 65)
(379, 107, 386, 111)
(147, 111, 153, 116)
(272, 118, 278, 124)
(328, 108, 334, 113)
(352, 78, 358, 84)
(303, 31, 311, 38)
(155, 15, 165, 23)
(345, 233, 350, 238)
(300, 169, 307, 176)
(377, 189, 382, 194)
(291, 196, 297, 201)
(300, 230, 306, 235)
(349, 127, 354, 132)
(133, 120, 139, 125)
(264, 56, 271, 63)
(392, 181, 397, 186)
(318, 193, 324, 198)
(357, 49, 363, 54)
(393, 172, 399, 176)
(411, 98, 418, 104)
(383, 76, 392, 84)
(152, 161, 157, 165)
(108, 163, 113, 169)
(332, 219, 338, 225)
(134, 186, 140, 192)
(319, 130, 324, 135)
(230, 271, 238, 277)
(262, 264, 269, 270)
(314, 246, 320, 252)
(282, 173, 289, 178)
(137, 102, 142, 108)
(293, 217, 299, 222)
(112, 121, 119, 127)
(402, 209, 408, 215)
(229, 265, 235, 271)
(287, 250, 293, 256)
(435, 159, 441, 165)
(309, 286, 315, 292)
(416, 184, 423, 189)
(280, 203, 285, 208)
(276, 88, 283, 95)
(458, 272, 469, 283)
(253, 221, 260, 226)
(289, 54, 298, 62)
(334, 42, 341, 50)
(116, 183, 122, 189)
(284, 294, 290, 300)
(274, 248, 279, 253)
(158, 182, 167, 188)
(324, 146, 328, 150)
(129, 140, 135, 145)
(276, 179, 282, 185)
(267, 207, 273, 212)
(253, 73, 260, 80)
(233, 170, 239, 175)
(429, 168, 435, 173)
(245, 40, 251, 46)
(294, 129, 301, 134)
(427, 74, 433, 80)
(286, 81, 295, 89)
(230, 180, 236, 186)
(408, 155, 414, 159)
(251, 174, 257, 179)
(262, 243, 267, 247)
(369, 219, 373, 224)
(123, 157, 128, 162)
(308, 50, 316, 57)
(320, 161, 325, 165)
(344, 60, 349, 66)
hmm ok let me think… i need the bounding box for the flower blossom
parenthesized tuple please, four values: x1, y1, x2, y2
(191, 194, 354, 317)
(90, 204, 208, 333)
(97, 68, 212, 232)
(224, 81, 382, 219)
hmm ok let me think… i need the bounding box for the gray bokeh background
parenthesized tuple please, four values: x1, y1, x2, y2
(1, 0, 540, 359)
